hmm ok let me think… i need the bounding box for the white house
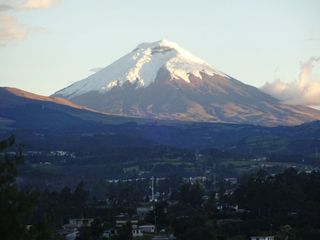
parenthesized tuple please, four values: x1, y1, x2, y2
(102, 229, 118, 239)
(250, 236, 274, 240)
(132, 228, 143, 237)
(115, 214, 143, 238)
(65, 231, 78, 240)
(139, 224, 156, 233)
(116, 218, 138, 229)
(68, 218, 94, 228)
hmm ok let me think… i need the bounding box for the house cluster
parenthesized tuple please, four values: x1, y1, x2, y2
(61, 218, 94, 240)
(60, 213, 158, 240)
(103, 213, 156, 238)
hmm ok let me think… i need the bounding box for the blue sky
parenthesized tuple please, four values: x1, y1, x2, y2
(0, 0, 319, 97)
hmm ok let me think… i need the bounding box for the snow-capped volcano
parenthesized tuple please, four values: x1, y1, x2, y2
(54, 40, 320, 126)
(55, 39, 228, 98)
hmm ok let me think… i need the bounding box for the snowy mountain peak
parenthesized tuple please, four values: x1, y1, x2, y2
(136, 39, 212, 66)
(54, 40, 228, 99)
(136, 39, 179, 50)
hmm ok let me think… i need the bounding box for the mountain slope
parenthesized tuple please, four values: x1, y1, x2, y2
(0, 87, 89, 109)
(0, 87, 141, 130)
(53, 40, 320, 126)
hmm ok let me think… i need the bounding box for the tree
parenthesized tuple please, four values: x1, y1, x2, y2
(73, 181, 89, 217)
(77, 226, 92, 240)
(0, 135, 35, 240)
(27, 215, 63, 240)
(177, 183, 204, 208)
(275, 225, 297, 240)
(90, 218, 104, 240)
(117, 221, 132, 240)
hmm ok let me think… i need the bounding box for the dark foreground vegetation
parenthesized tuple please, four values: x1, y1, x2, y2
(1, 136, 320, 240)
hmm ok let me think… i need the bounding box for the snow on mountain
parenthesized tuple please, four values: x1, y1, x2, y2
(55, 39, 228, 98)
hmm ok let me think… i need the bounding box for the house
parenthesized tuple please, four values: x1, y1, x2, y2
(139, 224, 156, 233)
(102, 229, 118, 239)
(103, 227, 143, 239)
(115, 214, 143, 238)
(65, 231, 78, 240)
(132, 228, 143, 237)
(224, 177, 238, 185)
(152, 234, 176, 240)
(68, 218, 94, 228)
(62, 218, 94, 233)
(115, 214, 138, 229)
(136, 205, 153, 219)
(152, 237, 170, 240)
(250, 236, 274, 240)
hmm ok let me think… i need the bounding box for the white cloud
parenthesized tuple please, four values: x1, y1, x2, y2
(0, 13, 26, 45)
(22, 0, 59, 9)
(0, 0, 59, 45)
(262, 57, 320, 107)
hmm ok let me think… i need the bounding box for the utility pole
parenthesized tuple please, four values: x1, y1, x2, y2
(151, 176, 157, 232)
(151, 176, 155, 202)
(154, 207, 157, 233)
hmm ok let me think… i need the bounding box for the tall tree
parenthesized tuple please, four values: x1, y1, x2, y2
(0, 135, 35, 240)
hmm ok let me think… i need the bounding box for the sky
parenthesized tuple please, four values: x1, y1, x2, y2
(0, 0, 319, 105)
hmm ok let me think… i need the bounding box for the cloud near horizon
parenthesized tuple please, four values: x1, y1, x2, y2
(262, 57, 320, 107)
(0, 0, 59, 45)
(22, 0, 59, 9)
